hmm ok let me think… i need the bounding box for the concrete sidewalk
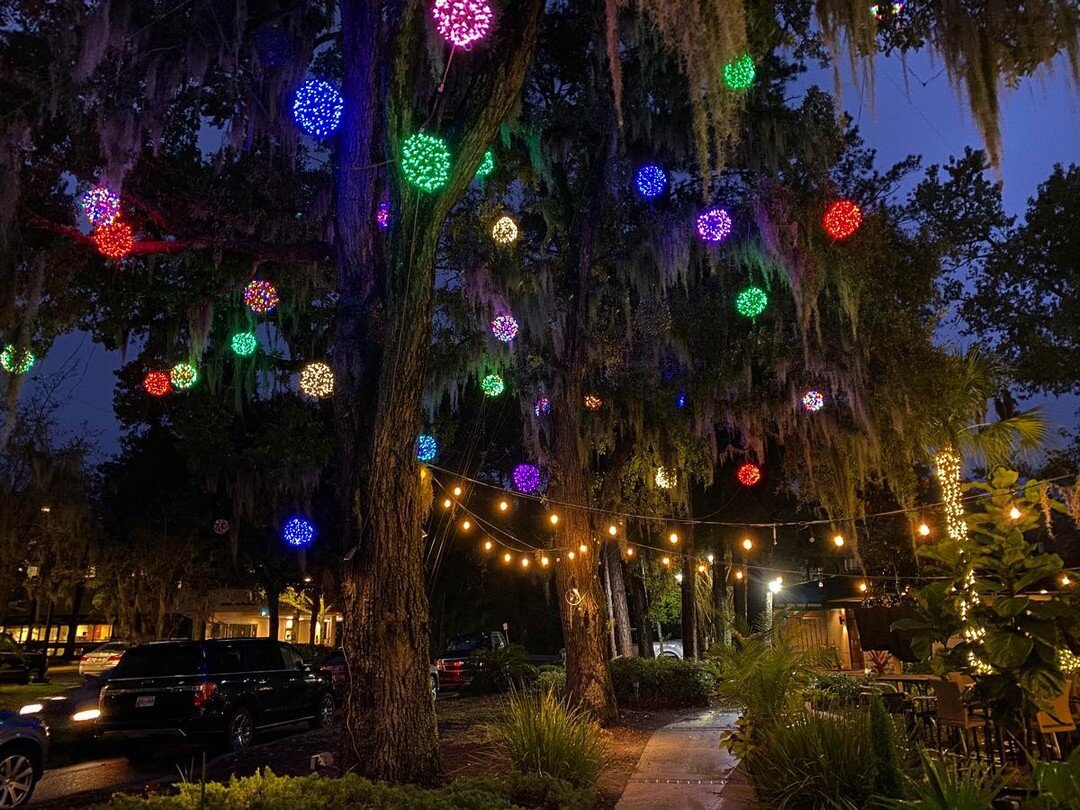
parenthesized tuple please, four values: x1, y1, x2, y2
(615, 710, 756, 809)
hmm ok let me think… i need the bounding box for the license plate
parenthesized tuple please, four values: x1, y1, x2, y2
(135, 695, 155, 708)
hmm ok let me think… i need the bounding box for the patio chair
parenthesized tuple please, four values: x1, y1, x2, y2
(931, 679, 988, 760)
(1035, 679, 1075, 759)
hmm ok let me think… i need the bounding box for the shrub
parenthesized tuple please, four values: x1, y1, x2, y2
(488, 688, 610, 789)
(870, 694, 905, 800)
(892, 751, 1003, 809)
(745, 708, 908, 808)
(535, 666, 566, 696)
(94, 769, 596, 809)
(609, 656, 715, 708)
(806, 671, 866, 710)
(466, 644, 538, 694)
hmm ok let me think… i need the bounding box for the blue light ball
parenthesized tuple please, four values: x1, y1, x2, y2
(291, 79, 344, 138)
(282, 516, 316, 547)
(635, 164, 667, 198)
(676, 391, 687, 409)
(417, 434, 438, 462)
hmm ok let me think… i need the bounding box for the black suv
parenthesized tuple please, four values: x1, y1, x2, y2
(97, 639, 334, 759)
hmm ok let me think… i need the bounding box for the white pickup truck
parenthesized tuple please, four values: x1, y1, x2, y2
(652, 640, 684, 659)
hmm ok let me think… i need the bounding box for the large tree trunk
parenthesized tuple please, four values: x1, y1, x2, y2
(603, 541, 634, 657)
(628, 564, 654, 658)
(333, 0, 545, 784)
(680, 525, 698, 660)
(64, 579, 85, 659)
(266, 583, 280, 641)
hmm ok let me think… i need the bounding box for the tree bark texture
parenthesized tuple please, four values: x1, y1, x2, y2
(334, 0, 544, 784)
(628, 566, 654, 658)
(680, 525, 698, 660)
(603, 540, 634, 656)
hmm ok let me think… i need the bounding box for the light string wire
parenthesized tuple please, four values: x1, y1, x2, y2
(428, 463, 1078, 529)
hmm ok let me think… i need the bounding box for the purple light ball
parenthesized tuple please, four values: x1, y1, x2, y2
(376, 202, 390, 230)
(491, 314, 519, 342)
(512, 463, 541, 493)
(80, 185, 120, 227)
(695, 207, 732, 244)
(533, 397, 551, 418)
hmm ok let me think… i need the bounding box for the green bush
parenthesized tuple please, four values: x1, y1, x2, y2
(609, 656, 715, 708)
(806, 671, 866, 710)
(93, 770, 596, 809)
(746, 708, 908, 808)
(465, 644, 538, 694)
(488, 688, 609, 789)
(535, 666, 566, 696)
(892, 751, 1003, 809)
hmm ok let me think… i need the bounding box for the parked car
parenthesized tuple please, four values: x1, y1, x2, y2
(79, 642, 131, 677)
(434, 631, 508, 690)
(97, 639, 335, 760)
(0, 634, 47, 685)
(19, 672, 112, 745)
(653, 640, 684, 659)
(317, 649, 439, 700)
(0, 711, 47, 807)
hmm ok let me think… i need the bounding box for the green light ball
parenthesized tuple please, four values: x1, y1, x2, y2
(401, 132, 452, 193)
(0, 344, 35, 375)
(735, 286, 768, 319)
(723, 54, 756, 91)
(231, 332, 258, 357)
(170, 362, 198, 390)
(475, 149, 495, 180)
(481, 373, 504, 397)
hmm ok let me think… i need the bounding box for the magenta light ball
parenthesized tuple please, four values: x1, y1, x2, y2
(431, 0, 493, 48)
(491, 314, 519, 342)
(695, 207, 732, 244)
(513, 463, 542, 493)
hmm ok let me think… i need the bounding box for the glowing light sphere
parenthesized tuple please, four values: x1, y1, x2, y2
(635, 164, 667, 198)
(401, 132, 452, 193)
(0, 345, 34, 375)
(231, 332, 258, 357)
(291, 79, 344, 138)
(93, 221, 135, 259)
(299, 361, 335, 398)
(416, 434, 438, 462)
(170, 362, 198, 390)
(676, 391, 688, 409)
(491, 314, 519, 342)
(80, 185, 120, 227)
(695, 207, 732, 244)
(584, 394, 602, 410)
(481, 373, 504, 397)
(491, 215, 519, 245)
(431, 0, 493, 47)
(735, 286, 768, 319)
(213, 519, 230, 535)
(655, 467, 677, 489)
(282, 516, 316, 547)
(255, 26, 292, 68)
(722, 54, 756, 90)
(533, 397, 551, 418)
(243, 280, 279, 314)
(512, 463, 542, 493)
(822, 200, 863, 241)
(376, 202, 391, 231)
(143, 370, 172, 397)
(736, 463, 762, 487)
(475, 149, 495, 180)
(802, 390, 825, 412)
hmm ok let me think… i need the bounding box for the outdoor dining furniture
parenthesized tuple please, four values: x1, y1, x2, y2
(930, 678, 990, 761)
(1035, 678, 1075, 759)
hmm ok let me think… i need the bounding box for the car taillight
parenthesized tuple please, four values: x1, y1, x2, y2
(106, 654, 122, 661)
(193, 682, 216, 709)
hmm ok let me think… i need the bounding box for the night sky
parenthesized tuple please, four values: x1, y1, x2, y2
(27, 51, 1080, 461)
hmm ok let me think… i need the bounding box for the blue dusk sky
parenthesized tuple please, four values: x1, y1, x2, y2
(25, 50, 1080, 460)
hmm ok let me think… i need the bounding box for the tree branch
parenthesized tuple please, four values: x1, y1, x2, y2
(25, 214, 336, 265)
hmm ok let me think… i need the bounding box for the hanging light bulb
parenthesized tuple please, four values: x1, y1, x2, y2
(668, 531, 679, 545)
(735, 569, 744, 580)
(498, 500, 509, 512)
(742, 537, 753, 551)
(608, 524, 618, 536)
(625, 547, 635, 557)
(578, 543, 588, 554)
(1061, 574, 1072, 587)
(567, 551, 576, 560)
(521, 557, 530, 569)
(461, 520, 471, 531)
(549, 514, 559, 525)
(768, 577, 783, 594)
(858, 581, 868, 593)
(1008, 505, 1022, 521)
(674, 571, 684, 583)
(917, 523, 931, 537)
(442, 498, 452, 509)
(706, 553, 714, 564)
(453, 485, 463, 497)
(483, 540, 493, 552)
(832, 534, 845, 548)
(661, 556, 671, 567)
(503, 552, 512, 564)
(697, 563, 707, 574)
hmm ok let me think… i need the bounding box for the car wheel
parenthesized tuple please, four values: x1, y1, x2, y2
(311, 692, 335, 729)
(659, 651, 678, 659)
(0, 746, 37, 808)
(226, 707, 255, 752)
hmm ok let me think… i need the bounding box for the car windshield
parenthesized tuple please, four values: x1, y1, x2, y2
(111, 644, 203, 678)
(445, 635, 484, 653)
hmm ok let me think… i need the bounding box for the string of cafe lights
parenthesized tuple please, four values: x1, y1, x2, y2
(428, 468, 1079, 591)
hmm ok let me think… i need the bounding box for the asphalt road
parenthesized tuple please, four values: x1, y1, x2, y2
(31, 754, 180, 806)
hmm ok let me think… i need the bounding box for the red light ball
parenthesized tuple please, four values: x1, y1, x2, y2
(736, 463, 761, 487)
(92, 220, 135, 259)
(822, 200, 862, 241)
(143, 370, 172, 397)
